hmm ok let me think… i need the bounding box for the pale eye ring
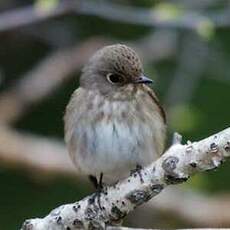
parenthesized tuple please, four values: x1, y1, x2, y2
(106, 73, 124, 84)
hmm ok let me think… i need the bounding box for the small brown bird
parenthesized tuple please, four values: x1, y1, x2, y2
(64, 44, 166, 188)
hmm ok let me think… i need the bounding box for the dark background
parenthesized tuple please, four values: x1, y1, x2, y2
(0, 0, 229, 229)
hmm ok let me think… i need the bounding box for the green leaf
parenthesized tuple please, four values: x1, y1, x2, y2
(196, 19, 215, 41)
(154, 3, 183, 21)
(35, 0, 60, 13)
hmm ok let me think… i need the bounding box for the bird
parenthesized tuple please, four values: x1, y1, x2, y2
(64, 44, 166, 189)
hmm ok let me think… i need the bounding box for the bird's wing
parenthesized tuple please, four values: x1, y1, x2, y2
(64, 87, 87, 172)
(143, 85, 166, 124)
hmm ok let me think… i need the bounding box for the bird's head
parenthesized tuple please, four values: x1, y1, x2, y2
(80, 44, 153, 100)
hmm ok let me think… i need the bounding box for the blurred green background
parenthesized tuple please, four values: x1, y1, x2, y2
(0, 0, 230, 229)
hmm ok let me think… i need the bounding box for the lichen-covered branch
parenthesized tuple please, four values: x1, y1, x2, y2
(21, 127, 230, 229)
(1, 126, 230, 226)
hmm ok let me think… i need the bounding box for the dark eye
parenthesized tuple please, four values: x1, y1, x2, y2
(106, 73, 124, 84)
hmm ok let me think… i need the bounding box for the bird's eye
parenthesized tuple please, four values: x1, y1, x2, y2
(106, 73, 124, 84)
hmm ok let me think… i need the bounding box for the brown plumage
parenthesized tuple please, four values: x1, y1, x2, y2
(64, 44, 166, 185)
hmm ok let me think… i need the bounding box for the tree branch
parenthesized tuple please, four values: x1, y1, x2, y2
(0, 38, 107, 124)
(1, 126, 230, 226)
(0, 126, 74, 176)
(21, 127, 230, 229)
(0, 0, 230, 33)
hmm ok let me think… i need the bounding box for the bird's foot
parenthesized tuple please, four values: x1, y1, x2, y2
(130, 164, 143, 175)
(130, 164, 144, 183)
(88, 173, 104, 210)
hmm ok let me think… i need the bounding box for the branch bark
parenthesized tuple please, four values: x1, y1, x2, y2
(21, 127, 230, 229)
(1, 126, 230, 226)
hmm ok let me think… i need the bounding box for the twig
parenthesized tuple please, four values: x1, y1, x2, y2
(0, 1, 74, 32)
(21, 127, 230, 229)
(0, 38, 107, 124)
(0, 126, 74, 176)
(0, 0, 230, 33)
(1, 126, 230, 226)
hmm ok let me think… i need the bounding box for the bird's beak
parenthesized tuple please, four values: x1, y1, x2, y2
(134, 75, 153, 84)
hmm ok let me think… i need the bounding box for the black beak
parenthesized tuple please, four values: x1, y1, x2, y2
(134, 75, 153, 84)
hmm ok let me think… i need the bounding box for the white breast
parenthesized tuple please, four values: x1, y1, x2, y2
(68, 97, 165, 183)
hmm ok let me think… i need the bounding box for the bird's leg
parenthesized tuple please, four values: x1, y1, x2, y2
(96, 173, 104, 209)
(88, 173, 104, 209)
(98, 172, 104, 190)
(88, 173, 104, 190)
(135, 164, 143, 171)
(130, 164, 144, 183)
(130, 164, 142, 174)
